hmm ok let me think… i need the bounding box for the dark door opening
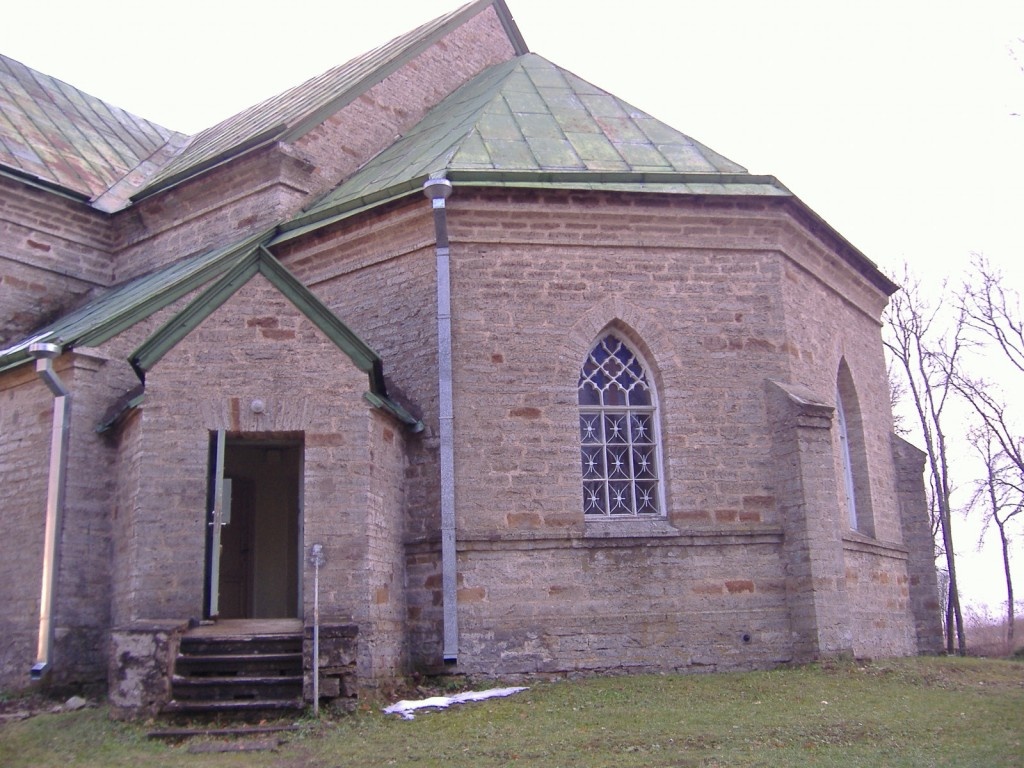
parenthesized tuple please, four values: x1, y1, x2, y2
(206, 434, 302, 619)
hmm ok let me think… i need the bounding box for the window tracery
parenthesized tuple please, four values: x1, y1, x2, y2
(578, 334, 662, 517)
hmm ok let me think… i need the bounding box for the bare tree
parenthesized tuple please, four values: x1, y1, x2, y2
(952, 255, 1024, 650)
(966, 429, 1022, 650)
(884, 269, 967, 654)
(961, 254, 1024, 375)
(888, 360, 911, 438)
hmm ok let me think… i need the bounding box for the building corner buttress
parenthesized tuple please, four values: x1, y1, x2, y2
(892, 434, 944, 654)
(766, 379, 854, 661)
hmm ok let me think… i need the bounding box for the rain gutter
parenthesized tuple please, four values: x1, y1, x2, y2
(423, 177, 458, 663)
(27, 342, 71, 681)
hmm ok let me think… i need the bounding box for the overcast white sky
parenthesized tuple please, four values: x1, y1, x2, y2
(3, 0, 1021, 613)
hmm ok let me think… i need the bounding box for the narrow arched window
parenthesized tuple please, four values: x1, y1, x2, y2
(836, 386, 859, 530)
(836, 359, 874, 535)
(578, 333, 663, 517)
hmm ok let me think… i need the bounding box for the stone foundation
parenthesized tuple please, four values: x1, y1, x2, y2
(107, 620, 188, 719)
(304, 622, 359, 713)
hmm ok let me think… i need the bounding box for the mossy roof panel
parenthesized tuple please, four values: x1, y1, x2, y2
(135, 1, 527, 199)
(282, 53, 782, 231)
(0, 53, 186, 206)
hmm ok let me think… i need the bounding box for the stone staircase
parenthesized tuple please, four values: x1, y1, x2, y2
(164, 620, 305, 715)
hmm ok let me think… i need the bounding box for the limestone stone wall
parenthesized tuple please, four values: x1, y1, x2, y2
(0, 352, 121, 691)
(0, 175, 112, 345)
(111, 148, 316, 282)
(108, 620, 187, 719)
(893, 435, 944, 653)
(774, 214, 918, 656)
(277, 200, 442, 540)
(0, 366, 52, 690)
(400, 188, 920, 673)
(444, 190, 793, 539)
(777, 237, 900, 543)
(109, 5, 517, 284)
(110, 404, 145, 628)
(292, 5, 517, 205)
(276, 186, 927, 674)
(842, 540, 915, 657)
(118, 275, 379, 623)
(454, 535, 791, 675)
(50, 353, 122, 687)
(363, 412, 410, 682)
(766, 379, 852, 660)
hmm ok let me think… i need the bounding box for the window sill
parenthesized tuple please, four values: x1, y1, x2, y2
(583, 517, 679, 539)
(842, 531, 908, 560)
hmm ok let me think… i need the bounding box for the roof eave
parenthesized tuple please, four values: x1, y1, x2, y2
(272, 169, 792, 239)
(0, 167, 92, 204)
(781, 196, 898, 296)
(129, 245, 383, 381)
(0, 230, 276, 373)
(130, 126, 286, 203)
(271, 168, 895, 298)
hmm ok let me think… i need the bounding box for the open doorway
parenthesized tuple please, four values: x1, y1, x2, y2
(206, 433, 302, 619)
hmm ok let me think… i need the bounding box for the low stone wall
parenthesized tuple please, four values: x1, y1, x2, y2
(108, 620, 189, 719)
(304, 622, 358, 713)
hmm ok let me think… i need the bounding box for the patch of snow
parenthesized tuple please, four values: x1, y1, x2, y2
(383, 686, 528, 720)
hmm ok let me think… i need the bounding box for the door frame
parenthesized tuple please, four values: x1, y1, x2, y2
(204, 431, 304, 620)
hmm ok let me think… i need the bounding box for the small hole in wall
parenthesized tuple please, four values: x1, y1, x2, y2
(742, 633, 752, 644)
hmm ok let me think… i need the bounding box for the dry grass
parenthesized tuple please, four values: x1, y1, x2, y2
(964, 604, 1024, 658)
(2, 656, 1022, 767)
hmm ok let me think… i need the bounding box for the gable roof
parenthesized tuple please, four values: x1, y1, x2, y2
(0, 234, 422, 429)
(132, 0, 527, 201)
(130, 245, 379, 378)
(0, 232, 270, 374)
(0, 53, 187, 210)
(0, 1, 525, 212)
(279, 53, 789, 235)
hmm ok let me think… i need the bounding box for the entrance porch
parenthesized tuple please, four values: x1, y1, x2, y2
(108, 618, 358, 719)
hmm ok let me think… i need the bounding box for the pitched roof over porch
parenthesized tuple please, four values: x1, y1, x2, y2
(0, 234, 422, 430)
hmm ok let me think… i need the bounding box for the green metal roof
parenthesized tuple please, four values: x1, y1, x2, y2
(279, 53, 789, 233)
(130, 245, 381, 377)
(0, 231, 421, 429)
(0, 53, 187, 210)
(0, 232, 271, 374)
(134, 0, 527, 200)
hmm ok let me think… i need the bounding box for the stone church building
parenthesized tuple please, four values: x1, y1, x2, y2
(0, 0, 941, 714)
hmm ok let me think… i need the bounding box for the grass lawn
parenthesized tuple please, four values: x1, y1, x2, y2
(1, 656, 1021, 767)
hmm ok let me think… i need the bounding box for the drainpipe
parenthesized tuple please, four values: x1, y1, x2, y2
(28, 342, 71, 681)
(423, 178, 458, 664)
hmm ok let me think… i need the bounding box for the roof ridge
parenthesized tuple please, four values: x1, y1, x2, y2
(134, 1, 525, 202)
(283, 56, 523, 231)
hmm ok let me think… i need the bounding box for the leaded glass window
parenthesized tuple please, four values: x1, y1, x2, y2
(578, 334, 662, 516)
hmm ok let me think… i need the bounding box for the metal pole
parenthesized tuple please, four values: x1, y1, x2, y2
(309, 544, 324, 716)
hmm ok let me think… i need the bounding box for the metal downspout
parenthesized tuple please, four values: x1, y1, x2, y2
(423, 178, 458, 663)
(28, 342, 71, 681)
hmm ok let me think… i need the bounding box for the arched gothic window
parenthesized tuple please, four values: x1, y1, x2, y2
(836, 359, 874, 535)
(578, 333, 663, 517)
(836, 385, 859, 530)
